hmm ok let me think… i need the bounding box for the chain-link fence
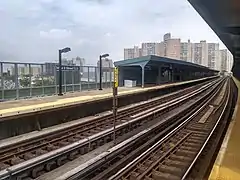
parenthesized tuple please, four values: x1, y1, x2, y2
(0, 62, 114, 100)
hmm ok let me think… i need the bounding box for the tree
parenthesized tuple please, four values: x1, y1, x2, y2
(19, 75, 31, 87)
(33, 76, 55, 87)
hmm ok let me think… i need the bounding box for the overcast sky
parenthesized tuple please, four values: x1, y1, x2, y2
(0, 0, 225, 65)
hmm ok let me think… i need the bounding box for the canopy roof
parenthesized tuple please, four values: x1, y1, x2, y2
(114, 55, 218, 72)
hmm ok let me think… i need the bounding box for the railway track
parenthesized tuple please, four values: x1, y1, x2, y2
(112, 82, 229, 180)
(0, 82, 207, 168)
(0, 78, 223, 180)
(103, 79, 230, 180)
(49, 78, 227, 180)
(0, 80, 215, 169)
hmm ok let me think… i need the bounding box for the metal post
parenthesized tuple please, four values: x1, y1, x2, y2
(158, 66, 161, 85)
(113, 86, 118, 144)
(99, 55, 102, 90)
(64, 70, 67, 93)
(141, 66, 145, 88)
(80, 69, 82, 91)
(53, 64, 57, 94)
(172, 69, 174, 82)
(95, 67, 98, 89)
(108, 68, 110, 87)
(110, 68, 112, 87)
(113, 67, 119, 144)
(0, 63, 4, 100)
(72, 69, 74, 92)
(41, 64, 45, 95)
(58, 50, 63, 96)
(29, 64, 32, 97)
(87, 66, 90, 90)
(14, 63, 19, 99)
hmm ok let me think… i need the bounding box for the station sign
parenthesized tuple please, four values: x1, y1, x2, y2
(56, 65, 81, 71)
(114, 67, 119, 88)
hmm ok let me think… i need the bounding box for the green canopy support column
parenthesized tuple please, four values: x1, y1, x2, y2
(171, 64, 174, 82)
(141, 65, 145, 88)
(157, 65, 163, 85)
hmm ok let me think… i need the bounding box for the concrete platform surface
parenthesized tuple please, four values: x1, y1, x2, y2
(0, 87, 139, 118)
(209, 77, 240, 180)
(0, 77, 214, 118)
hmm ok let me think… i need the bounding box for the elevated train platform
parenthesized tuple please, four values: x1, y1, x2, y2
(0, 76, 216, 119)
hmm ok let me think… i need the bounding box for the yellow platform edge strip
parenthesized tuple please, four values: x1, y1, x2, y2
(209, 77, 240, 180)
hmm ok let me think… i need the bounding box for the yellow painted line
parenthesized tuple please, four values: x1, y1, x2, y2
(0, 89, 141, 117)
(0, 83, 177, 117)
(209, 121, 235, 180)
(209, 165, 240, 180)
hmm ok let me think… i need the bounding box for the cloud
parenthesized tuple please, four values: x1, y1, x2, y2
(40, 29, 72, 39)
(0, 0, 225, 64)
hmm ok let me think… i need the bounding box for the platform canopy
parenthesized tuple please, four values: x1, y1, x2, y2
(115, 55, 218, 73)
(187, 0, 240, 79)
(114, 55, 218, 88)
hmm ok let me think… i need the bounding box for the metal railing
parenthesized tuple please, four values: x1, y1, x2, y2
(0, 62, 114, 100)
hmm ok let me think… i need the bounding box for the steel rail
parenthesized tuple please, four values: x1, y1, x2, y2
(0, 79, 223, 179)
(108, 79, 226, 180)
(51, 78, 225, 180)
(181, 79, 230, 180)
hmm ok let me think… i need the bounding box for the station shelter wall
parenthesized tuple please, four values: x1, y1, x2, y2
(118, 65, 217, 87)
(119, 66, 142, 86)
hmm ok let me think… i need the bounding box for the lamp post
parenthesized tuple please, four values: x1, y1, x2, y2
(99, 53, 109, 90)
(58, 47, 71, 96)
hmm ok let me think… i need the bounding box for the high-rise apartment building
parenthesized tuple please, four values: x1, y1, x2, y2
(124, 46, 142, 60)
(123, 33, 224, 70)
(155, 42, 165, 57)
(200, 41, 208, 67)
(75, 57, 85, 66)
(165, 39, 181, 59)
(227, 51, 233, 72)
(219, 49, 227, 71)
(14, 64, 41, 76)
(180, 40, 192, 62)
(219, 49, 233, 72)
(192, 40, 208, 66)
(44, 63, 56, 76)
(97, 58, 113, 68)
(192, 43, 201, 65)
(133, 46, 141, 58)
(208, 43, 219, 70)
(141, 43, 157, 56)
(62, 58, 76, 66)
(124, 48, 134, 59)
(164, 33, 171, 56)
